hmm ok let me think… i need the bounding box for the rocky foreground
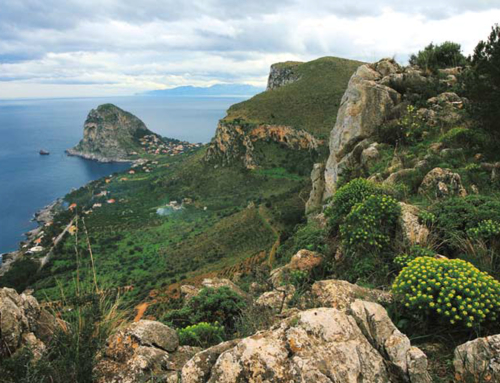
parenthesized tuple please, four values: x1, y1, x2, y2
(2, 249, 499, 382)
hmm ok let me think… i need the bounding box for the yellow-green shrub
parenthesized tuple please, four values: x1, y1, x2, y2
(393, 257, 500, 328)
(178, 322, 225, 348)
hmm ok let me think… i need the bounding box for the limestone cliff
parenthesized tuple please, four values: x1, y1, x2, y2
(205, 121, 322, 169)
(266, 61, 302, 90)
(67, 104, 159, 162)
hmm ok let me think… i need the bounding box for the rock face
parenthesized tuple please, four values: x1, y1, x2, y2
(0, 288, 55, 358)
(267, 62, 302, 90)
(418, 167, 467, 198)
(324, 60, 402, 197)
(453, 334, 500, 382)
(205, 122, 321, 169)
(95, 320, 199, 383)
(305, 163, 326, 214)
(181, 302, 430, 383)
(67, 104, 157, 162)
(398, 202, 430, 245)
(311, 279, 392, 311)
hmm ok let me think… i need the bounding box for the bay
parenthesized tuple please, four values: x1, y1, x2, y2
(0, 96, 243, 253)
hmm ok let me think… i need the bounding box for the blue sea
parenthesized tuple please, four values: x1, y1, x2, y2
(0, 96, 244, 254)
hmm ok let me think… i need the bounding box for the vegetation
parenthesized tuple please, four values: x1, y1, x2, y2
(409, 41, 466, 72)
(224, 57, 364, 139)
(393, 257, 500, 329)
(178, 322, 225, 348)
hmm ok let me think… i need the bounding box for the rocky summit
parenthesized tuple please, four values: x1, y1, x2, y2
(66, 104, 159, 162)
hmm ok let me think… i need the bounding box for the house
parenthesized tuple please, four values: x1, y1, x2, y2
(69, 203, 77, 210)
(107, 199, 116, 204)
(93, 203, 102, 208)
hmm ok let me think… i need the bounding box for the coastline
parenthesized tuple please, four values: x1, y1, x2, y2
(65, 148, 134, 163)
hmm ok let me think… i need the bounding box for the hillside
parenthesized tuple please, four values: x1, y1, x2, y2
(224, 57, 364, 138)
(3, 42, 500, 382)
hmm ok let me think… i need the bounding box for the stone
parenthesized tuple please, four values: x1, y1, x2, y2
(453, 334, 500, 382)
(288, 249, 323, 271)
(255, 285, 296, 313)
(180, 285, 200, 302)
(0, 288, 52, 358)
(305, 163, 326, 214)
(361, 142, 381, 169)
(311, 280, 392, 311)
(383, 168, 417, 185)
(398, 202, 430, 245)
(324, 60, 401, 197)
(419, 167, 467, 198)
(181, 340, 240, 383)
(95, 320, 183, 383)
(183, 305, 429, 382)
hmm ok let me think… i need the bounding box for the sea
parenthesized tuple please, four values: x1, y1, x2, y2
(0, 96, 245, 254)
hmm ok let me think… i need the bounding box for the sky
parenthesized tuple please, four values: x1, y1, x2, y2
(0, 0, 499, 99)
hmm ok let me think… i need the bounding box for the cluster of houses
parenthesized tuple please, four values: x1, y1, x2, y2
(139, 134, 202, 156)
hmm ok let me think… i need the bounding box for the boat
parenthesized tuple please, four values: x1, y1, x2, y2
(39, 150, 50, 155)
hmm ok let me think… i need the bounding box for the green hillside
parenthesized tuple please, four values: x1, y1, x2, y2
(224, 57, 364, 138)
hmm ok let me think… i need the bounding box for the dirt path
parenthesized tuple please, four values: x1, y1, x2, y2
(134, 302, 149, 322)
(39, 217, 76, 269)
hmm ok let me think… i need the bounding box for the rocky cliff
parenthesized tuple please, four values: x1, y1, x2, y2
(205, 121, 322, 169)
(67, 104, 158, 162)
(266, 61, 302, 90)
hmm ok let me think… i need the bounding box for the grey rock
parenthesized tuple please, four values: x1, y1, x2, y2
(454, 334, 500, 383)
(305, 163, 326, 214)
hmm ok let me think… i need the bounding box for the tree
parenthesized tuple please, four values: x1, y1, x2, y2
(464, 24, 500, 134)
(409, 41, 466, 72)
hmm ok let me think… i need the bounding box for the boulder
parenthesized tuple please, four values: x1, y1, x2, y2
(398, 202, 429, 245)
(453, 334, 500, 382)
(270, 249, 324, 288)
(95, 320, 194, 383)
(0, 288, 53, 358)
(181, 340, 240, 383)
(305, 163, 326, 214)
(419, 167, 467, 198)
(255, 285, 296, 313)
(324, 60, 401, 197)
(311, 280, 392, 311)
(182, 304, 430, 382)
(383, 168, 418, 185)
(361, 142, 381, 169)
(180, 285, 201, 302)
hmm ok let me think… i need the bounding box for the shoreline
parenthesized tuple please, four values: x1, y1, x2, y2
(65, 148, 134, 163)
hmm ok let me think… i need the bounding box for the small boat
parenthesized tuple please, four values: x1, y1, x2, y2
(39, 150, 50, 155)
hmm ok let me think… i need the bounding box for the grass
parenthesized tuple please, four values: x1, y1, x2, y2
(224, 56, 364, 139)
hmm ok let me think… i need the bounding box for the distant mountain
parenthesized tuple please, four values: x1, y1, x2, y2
(142, 84, 265, 97)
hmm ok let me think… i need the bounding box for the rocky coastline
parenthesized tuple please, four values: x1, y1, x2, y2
(65, 148, 134, 163)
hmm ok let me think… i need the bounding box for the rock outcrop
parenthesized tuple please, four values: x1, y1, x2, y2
(180, 278, 250, 303)
(453, 334, 500, 382)
(267, 62, 302, 91)
(205, 122, 321, 169)
(305, 163, 326, 214)
(0, 288, 56, 359)
(270, 249, 324, 288)
(181, 302, 430, 383)
(67, 104, 159, 162)
(418, 167, 467, 198)
(324, 60, 402, 197)
(398, 202, 430, 245)
(95, 320, 200, 383)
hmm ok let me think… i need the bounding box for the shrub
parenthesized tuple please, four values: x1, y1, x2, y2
(394, 245, 436, 270)
(178, 322, 225, 348)
(439, 127, 487, 150)
(418, 211, 436, 227)
(162, 287, 246, 333)
(409, 41, 466, 72)
(393, 257, 500, 328)
(464, 25, 500, 135)
(431, 195, 500, 254)
(325, 178, 383, 230)
(340, 194, 401, 256)
(467, 220, 500, 241)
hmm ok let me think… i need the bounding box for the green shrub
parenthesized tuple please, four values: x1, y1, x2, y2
(377, 105, 426, 146)
(467, 220, 500, 241)
(178, 322, 225, 348)
(409, 41, 466, 72)
(162, 287, 246, 333)
(393, 257, 500, 328)
(431, 195, 500, 254)
(418, 211, 436, 227)
(394, 245, 436, 270)
(340, 194, 401, 256)
(439, 127, 487, 150)
(325, 178, 383, 230)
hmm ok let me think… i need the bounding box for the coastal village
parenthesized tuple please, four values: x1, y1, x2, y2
(138, 134, 202, 156)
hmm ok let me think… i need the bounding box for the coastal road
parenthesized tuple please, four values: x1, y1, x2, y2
(39, 217, 76, 269)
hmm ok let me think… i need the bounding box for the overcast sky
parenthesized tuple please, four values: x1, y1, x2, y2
(0, 0, 499, 99)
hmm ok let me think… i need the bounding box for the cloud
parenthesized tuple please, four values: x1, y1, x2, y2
(0, 0, 499, 98)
